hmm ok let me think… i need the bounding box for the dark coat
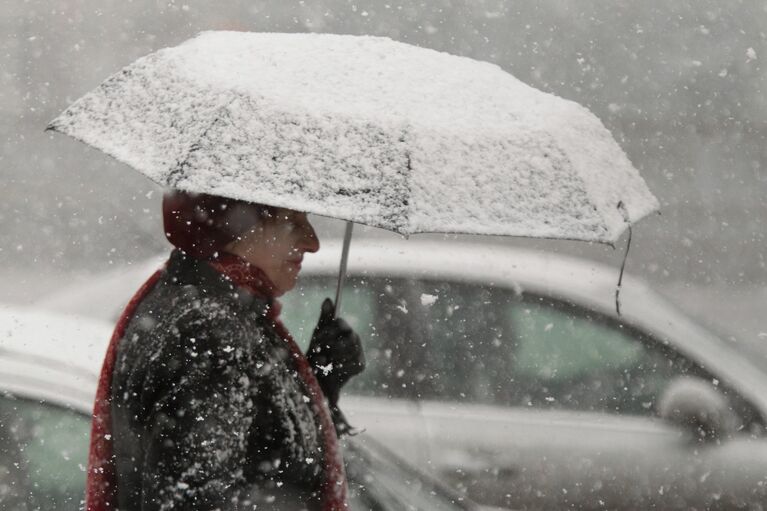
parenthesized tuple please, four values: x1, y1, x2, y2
(111, 249, 325, 510)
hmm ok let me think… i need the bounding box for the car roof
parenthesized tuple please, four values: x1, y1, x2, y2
(0, 304, 110, 412)
(38, 239, 653, 319)
(31, 239, 767, 415)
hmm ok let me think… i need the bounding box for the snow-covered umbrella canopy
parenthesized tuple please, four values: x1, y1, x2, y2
(48, 31, 658, 243)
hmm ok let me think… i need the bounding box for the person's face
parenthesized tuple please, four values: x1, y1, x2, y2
(224, 208, 320, 296)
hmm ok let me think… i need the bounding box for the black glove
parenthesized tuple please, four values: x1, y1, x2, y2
(307, 298, 366, 435)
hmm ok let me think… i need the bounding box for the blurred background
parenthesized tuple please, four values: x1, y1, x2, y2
(1, 1, 765, 353)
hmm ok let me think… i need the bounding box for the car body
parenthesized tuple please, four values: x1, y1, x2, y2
(0, 305, 480, 511)
(37, 240, 767, 510)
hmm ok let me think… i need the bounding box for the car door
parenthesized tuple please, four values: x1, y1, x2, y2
(397, 284, 767, 510)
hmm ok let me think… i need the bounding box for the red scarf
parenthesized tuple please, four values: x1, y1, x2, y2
(86, 252, 348, 510)
(86, 264, 166, 510)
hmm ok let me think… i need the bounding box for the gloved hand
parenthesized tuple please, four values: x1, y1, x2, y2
(307, 298, 366, 435)
(307, 298, 366, 409)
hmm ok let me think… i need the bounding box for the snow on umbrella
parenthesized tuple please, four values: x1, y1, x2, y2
(48, 31, 659, 312)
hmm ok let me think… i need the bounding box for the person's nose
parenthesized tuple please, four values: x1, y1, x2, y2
(298, 216, 320, 253)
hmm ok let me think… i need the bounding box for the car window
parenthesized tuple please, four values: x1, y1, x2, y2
(286, 277, 515, 401)
(287, 276, 718, 418)
(409, 282, 703, 416)
(287, 275, 483, 400)
(404, 280, 515, 404)
(506, 297, 697, 415)
(281, 275, 378, 352)
(0, 394, 90, 511)
(284, 275, 409, 398)
(0, 398, 31, 510)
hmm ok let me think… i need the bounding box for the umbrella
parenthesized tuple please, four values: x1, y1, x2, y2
(48, 31, 659, 313)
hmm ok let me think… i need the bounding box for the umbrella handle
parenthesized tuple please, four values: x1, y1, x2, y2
(334, 221, 354, 318)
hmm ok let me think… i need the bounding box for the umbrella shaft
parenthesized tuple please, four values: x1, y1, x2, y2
(334, 221, 354, 318)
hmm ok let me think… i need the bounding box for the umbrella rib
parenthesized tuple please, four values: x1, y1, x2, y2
(166, 97, 238, 189)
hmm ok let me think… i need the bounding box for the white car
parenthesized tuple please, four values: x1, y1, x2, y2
(0, 305, 483, 511)
(37, 240, 767, 510)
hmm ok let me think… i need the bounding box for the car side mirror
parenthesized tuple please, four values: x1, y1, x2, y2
(657, 377, 738, 443)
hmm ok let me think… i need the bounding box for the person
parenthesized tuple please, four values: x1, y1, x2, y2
(85, 190, 365, 511)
